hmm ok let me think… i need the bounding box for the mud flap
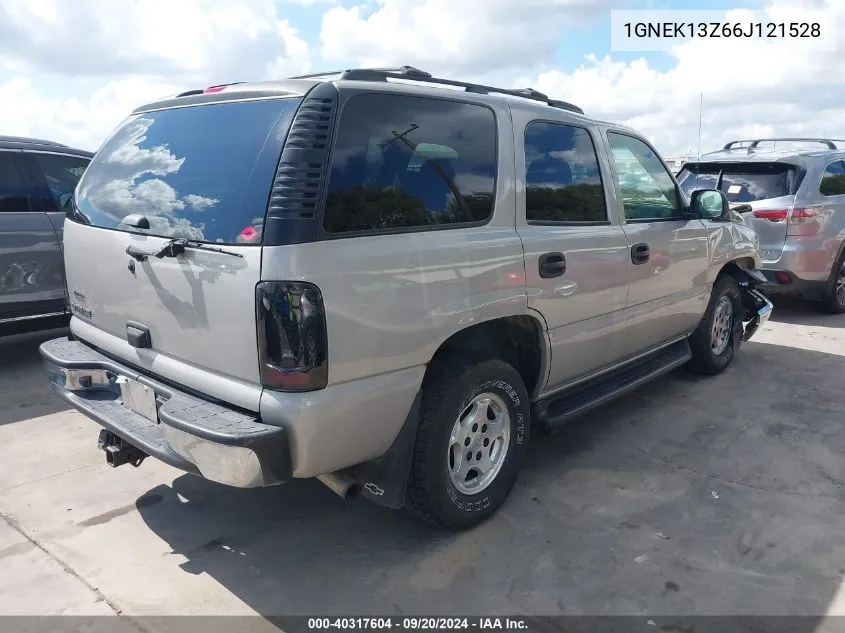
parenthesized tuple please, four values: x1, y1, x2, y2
(340, 390, 422, 509)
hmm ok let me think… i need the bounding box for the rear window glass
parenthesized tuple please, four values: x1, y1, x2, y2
(73, 98, 300, 245)
(678, 162, 795, 203)
(323, 93, 497, 234)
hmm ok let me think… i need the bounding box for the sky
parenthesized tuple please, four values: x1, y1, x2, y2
(0, 0, 841, 157)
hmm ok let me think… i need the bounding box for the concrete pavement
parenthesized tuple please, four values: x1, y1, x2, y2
(2, 301, 845, 630)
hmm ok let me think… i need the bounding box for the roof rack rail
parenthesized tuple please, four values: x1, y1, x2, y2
(0, 135, 68, 148)
(290, 66, 432, 81)
(289, 66, 585, 115)
(723, 138, 845, 150)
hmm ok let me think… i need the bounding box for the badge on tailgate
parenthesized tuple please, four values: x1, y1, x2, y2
(116, 376, 158, 423)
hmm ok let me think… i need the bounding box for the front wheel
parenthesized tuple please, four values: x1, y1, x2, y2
(405, 356, 530, 530)
(686, 275, 744, 375)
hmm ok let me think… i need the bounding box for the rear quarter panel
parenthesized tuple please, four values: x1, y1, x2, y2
(260, 221, 534, 476)
(783, 157, 845, 280)
(259, 99, 540, 475)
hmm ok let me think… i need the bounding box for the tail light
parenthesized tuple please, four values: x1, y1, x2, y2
(256, 281, 328, 392)
(753, 206, 824, 234)
(788, 206, 823, 222)
(753, 209, 788, 221)
(788, 205, 824, 236)
(774, 271, 793, 285)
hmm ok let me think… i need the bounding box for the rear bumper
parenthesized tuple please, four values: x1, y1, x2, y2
(39, 336, 292, 488)
(740, 287, 774, 342)
(760, 236, 842, 289)
(757, 269, 827, 298)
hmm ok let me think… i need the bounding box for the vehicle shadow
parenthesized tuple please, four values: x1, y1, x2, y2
(0, 326, 71, 426)
(766, 296, 845, 327)
(135, 333, 845, 622)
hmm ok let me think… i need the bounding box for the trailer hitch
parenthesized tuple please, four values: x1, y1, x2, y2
(97, 430, 148, 468)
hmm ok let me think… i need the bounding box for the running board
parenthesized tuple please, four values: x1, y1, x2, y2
(532, 339, 692, 429)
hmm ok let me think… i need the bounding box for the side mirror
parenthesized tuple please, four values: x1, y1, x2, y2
(690, 189, 730, 221)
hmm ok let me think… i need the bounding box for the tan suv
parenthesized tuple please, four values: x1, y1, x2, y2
(40, 66, 772, 530)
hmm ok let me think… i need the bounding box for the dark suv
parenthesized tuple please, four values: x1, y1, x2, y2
(0, 136, 93, 334)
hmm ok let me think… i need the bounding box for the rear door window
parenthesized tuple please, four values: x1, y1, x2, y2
(27, 152, 91, 211)
(678, 162, 796, 202)
(323, 93, 498, 234)
(523, 121, 608, 223)
(820, 160, 845, 196)
(73, 98, 300, 245)
(0, 152, 31, 212)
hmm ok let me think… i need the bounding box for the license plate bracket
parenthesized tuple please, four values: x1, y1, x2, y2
(117, 376, 159, 423)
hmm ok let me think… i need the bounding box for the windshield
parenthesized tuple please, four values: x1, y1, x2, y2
(677, 162, 796, 203)
(73, 97, 300, 245)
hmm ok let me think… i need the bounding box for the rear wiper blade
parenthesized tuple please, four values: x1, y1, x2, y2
(126, 238, 244, 261)
(158, 238, 244, 259)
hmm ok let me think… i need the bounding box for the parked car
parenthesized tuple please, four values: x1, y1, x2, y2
(677, 138, 845, 313)
(0, 136, 93, 335)
(39, 67, 772, 531)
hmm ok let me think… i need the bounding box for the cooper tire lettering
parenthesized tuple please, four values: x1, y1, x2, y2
(406, 357, 531, 529)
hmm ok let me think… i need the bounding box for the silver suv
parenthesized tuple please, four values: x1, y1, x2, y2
(677, 138, 845, 313)
(39, 67, 773, 530)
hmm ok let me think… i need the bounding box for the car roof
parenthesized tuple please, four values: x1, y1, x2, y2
(686, 139, 845, 167)
(131, 66, 608, 126)
(131, 74, 658, 146)
(0, 135, 94, 157)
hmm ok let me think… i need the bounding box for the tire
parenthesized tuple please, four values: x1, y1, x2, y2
(686, 275, 744, 375)
(819, 249, 845, 314)
(405, 356, 530, 530)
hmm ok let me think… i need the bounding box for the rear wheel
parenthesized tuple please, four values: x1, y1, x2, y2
(686, 275, 743, 375)
(406, 356, 530, 530)
(819, 250, 845, 314)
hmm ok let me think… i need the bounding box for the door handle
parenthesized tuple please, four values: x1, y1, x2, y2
(539, 252, 566, 278)
(631, 243, 650, 265)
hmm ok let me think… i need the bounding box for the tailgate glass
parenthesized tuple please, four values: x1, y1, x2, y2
(74, 97, 300, 245)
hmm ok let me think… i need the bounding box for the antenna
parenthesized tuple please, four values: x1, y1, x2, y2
(695, 92, 703, 190)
